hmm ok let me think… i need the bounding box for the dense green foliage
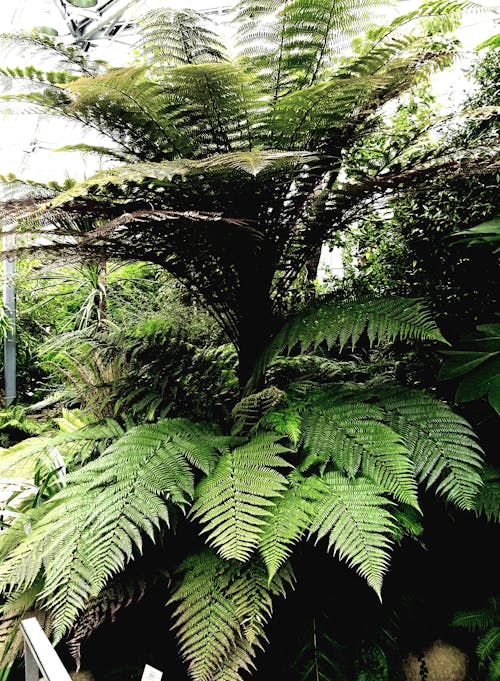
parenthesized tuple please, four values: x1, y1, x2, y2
(0, 2, 498, 680)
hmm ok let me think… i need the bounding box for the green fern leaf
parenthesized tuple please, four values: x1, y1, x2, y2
(170, 551, 293, 681)
(292, 612, 350, 681)
(302, 401, 419, 508)
(138, 8, 226, 65)
(232, 386, 285, 435)
(251, 296, 447, 388)
(488, 652, 500, 681)
(49, 150, 312, 206)
(0, 419, 226, 640)
(452, 599, 498, 632)
(308, 472, 396, 598)
(474, 467, 500, 522)
(477, 627, 500, 664)
(170, 552, 241, 681)
(190, 434, 291, 562)
(259, 473, 323, 580)
(261, 402, 303, 446)
(378, 388, 484, 510)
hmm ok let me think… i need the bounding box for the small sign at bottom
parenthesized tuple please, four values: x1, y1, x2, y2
(141, 664, 163, 681)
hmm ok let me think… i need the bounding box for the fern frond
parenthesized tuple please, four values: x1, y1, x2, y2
(251, 296, 447, 387)
(301, 401, 419, 507)
(190, 434, 291, 562)
(49, 150, 312, 206)
(474, 467, 500, 522)
(0, 594, 49, 666)
(170, 551, 293, 681)
(452, 599, 498, 632)
(0, 32, 101, 76)
(281, 0, 380, 86)
(259, 473, 323, 580)
(0, 418, 227, 640)
(67, 567, 161, 671)
(53, 144, 130, 162)
(477, 627, 500, 665)
(261, 402, 303, 446)
(487, 652, 500, 681)
(232, 386, 285, 435)
(377, 387, 484, 510)
(0, 66, 76, 85)
(308, 472, 396, 598)
(291, 612, 350, 681)
(138, 8, 226, 65)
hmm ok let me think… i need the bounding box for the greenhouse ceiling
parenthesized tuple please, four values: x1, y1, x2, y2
(0, 0, 233, 51)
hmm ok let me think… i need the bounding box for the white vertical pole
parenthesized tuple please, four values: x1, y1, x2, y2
(2, 225, 16, 406)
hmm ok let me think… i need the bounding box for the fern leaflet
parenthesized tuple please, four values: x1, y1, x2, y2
(190, 433, 291, 562)
(170, 551, 293, 681)
(308, 472, 396, 598)
(302, 401, 419, 508)
(378, 388, 484, 510)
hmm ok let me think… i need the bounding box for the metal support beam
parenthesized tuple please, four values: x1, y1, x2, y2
(2, 226, 16, 407)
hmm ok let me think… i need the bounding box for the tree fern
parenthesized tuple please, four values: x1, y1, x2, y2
(251, 296, 447, 388)
(170, 551, 294, 681)
(190, 433, 291, 562)
(308, 471, 396, 598)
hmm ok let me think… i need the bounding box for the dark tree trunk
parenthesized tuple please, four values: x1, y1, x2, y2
(236, 256, 275, 390)
(305, 242, 323, 286)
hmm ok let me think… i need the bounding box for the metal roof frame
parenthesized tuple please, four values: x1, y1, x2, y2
(51, 0, 136, 49)
(49, 1, 234, 50)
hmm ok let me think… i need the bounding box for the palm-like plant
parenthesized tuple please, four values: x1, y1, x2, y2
(0, 1, 496, 679)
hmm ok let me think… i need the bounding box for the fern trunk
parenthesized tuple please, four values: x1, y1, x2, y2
(236, 262, 275, 389)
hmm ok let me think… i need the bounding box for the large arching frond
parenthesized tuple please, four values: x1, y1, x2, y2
(258, 473, 323, 580)
(138, 8, 226, 65)
(0, 419, 230, 640)
(308, 471, 396, 598)
(377, 387, 484, 510)
(251, 296, 447, 387)
(301, 401, 419, 507)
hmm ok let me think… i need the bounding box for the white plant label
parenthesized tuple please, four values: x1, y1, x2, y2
(141, 664, 163, 681)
